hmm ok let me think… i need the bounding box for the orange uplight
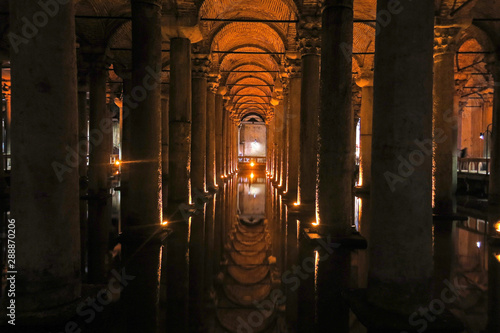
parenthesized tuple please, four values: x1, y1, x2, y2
(495, 253, 500, 263)
(161, 220, 168, 226)
(250, 162, 255, 167)
(312, 221, 319, 226)
(114, 160, 121, 166)
(495, 222, 500, 233)
(250, 173, 255, 179)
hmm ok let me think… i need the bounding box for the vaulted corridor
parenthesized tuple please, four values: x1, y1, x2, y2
(2, 0, 500, 332)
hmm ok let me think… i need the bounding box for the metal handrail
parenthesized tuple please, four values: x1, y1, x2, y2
(458, 157, 490, 175)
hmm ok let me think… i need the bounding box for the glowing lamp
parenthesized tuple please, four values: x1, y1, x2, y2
(495, 222, 500, 234)
(114, 160, 121, 166)
(293, 202, 300, 207)
(312, 221, 319, 226)
(161, 220, 168, 226)
(496, 253, 500, 263)
(250, 173, 255, 179)
(250, 162, 255, 167)
(480, 133, 485, 140)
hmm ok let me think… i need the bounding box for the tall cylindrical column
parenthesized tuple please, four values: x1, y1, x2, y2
(10, 0, 80, 318)
(318, 0, 354, 234)
(87, 60, 112, 284)
(166, 37, 192, 333)
(191, 54, 209, 193)
(77, 71, 89, 280)
(286, 60, 301, 200)
(368, 0, 434, 314)
(169, 38, 192, 206)
(356, 72, 374, 191)
(488, 58, 500, 239)
(215, 91, 225, 184)
(122, 0, 163, 331)
(297, 16, 321, 207)
(207, 75, 219, 190)
(433, 26, 461, 215)
(161, 83, 169, 216)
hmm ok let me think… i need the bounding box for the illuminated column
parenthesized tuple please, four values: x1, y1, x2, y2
(121, 0, 162, 331)
(161, 81, 169, 215)
(355, 71, 374, 191)
(87, 58, 112, 284)
(222, 106, 228, 177)
(318, 0, 354, 235)
(282, 82, 289, 191)
(275, 99, 284, 186)
(166, 37, 192, 332)
(488, 58, 500, 221)
(433, 25, 462, 215)
(10, 0, 80, 319)
(297, 15, 321, 208)
(207, 74, 219, 190)
(368, 0, 434, 314)
(191, 54, 209, 193)
(286, 59, 301, 200)
(215, 88, 225, 183)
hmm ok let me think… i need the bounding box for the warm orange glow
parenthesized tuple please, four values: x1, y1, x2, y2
(495, 222, 500, 233)
(495, 253, 500, 263)
(161, 220, 168, 226)
(250, 173, 255, 179)
(250, 162, 255, 167)
(312, 221, 319, 226)
(114, 160, 121, 166)
(293, 202, 300, 207)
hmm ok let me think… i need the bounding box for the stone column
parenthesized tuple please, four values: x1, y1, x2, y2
(275, 100, 284, 186)
(215, 89, 225, 184)
(166, 37, 192, 333)
(77, 70, 89, 280)
(488, 58, 500, 222)
(282, 82, 289, 191)
(355, 72, 374, 191)
(368, 0, 434, 314)
(10, 0, 80, 319)
(169, 37, 192, 206)
(87, 59, 112, 284)
(192, 54, 209, 194)
(121, 0, 163, 331)
(297, 16, 321, 208)
(207, 74, 219, 191)
(286, 59, 301, 200)
(433, 25, 462, 215)
(161, 82, 169, 216)
(318, 0, 354, 235)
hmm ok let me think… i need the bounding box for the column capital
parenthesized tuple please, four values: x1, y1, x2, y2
(192, 53, 210, 79)
(207, 73, 220, 93)
(297, 15, 321, 56)
(285, 57, 302, 78)
(434, 26, 462, 55)
(355, 69, 374, 88)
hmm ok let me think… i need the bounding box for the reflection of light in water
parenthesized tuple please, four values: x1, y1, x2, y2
(250, 173, 254, 179)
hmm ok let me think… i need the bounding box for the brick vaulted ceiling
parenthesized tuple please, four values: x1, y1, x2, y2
(0, 0, 500, 120)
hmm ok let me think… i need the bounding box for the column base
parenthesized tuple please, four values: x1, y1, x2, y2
(344, 289, 464, 333)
